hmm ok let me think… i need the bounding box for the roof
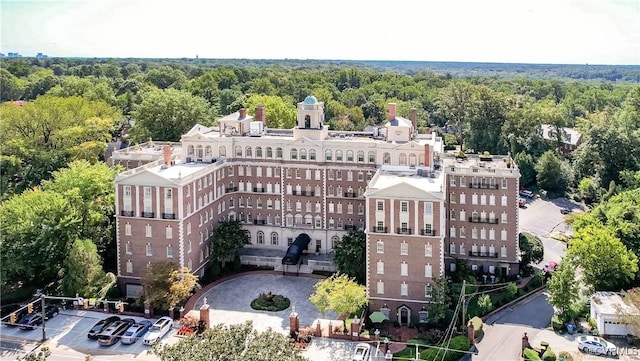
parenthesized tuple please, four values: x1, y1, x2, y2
(591, 291, 638, 316)
(366, 166, 445, 197)
(386, 116, 412, 127)
(540, 124, 582, 146)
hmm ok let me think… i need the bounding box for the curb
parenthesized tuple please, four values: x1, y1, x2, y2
(481, 285, 547, 323)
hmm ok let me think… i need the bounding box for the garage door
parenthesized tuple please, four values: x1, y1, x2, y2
(603, 320, 628, 336)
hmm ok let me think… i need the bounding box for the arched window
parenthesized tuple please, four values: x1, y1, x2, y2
(399, 153, 407, 165)
(295, 214, 303, 225)
(368, 151, 376, 163)
(383, 153, 391, 165)
(255, 147, 263, 158)
(300, 149, 307, 160)
(257, 231, 264, 244)
(205, 146, 212, 157)
(276, 147, 283, 159)
(325, 149, 332, 161)
(290, 148, 298, 160)
(331, 236, 340, 249)
(266, 147, 273, 158)
(271, 232, 279, 245)
(419, 154, 425, 166)
(346, 150, 354, 162)
(235, 146, 243, 157)
(409, 153, 417, 166)
(357, 151, 364, 162)
(309, 149, 316, 160)
(188, 145, 195, 157)
(245, 146, 252, 157)
(196, 145, 203, 160)
(336, 150, 343, 161)
(219, 146, 226, 157)
(304, 214, 313, 225)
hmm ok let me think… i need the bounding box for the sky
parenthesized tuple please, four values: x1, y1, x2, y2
(1, 0, 639, 65)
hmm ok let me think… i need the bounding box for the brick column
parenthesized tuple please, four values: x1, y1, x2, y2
(199, 297, 210, 328)
(168, 307, 174, 321)
(350, 317, 361, 341)
(289, 307, 299, 338)
(144, 300, 153, 319)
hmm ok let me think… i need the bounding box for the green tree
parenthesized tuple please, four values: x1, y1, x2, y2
(547, 258, 580, 320)
(144, 66, 187, 89)
(60, 239, 108, 298)
(568, 225, 638, 291)
(577, 177, 601, 205)
(435, 81, 474, 148)
(141, 261, 200, 310)
(130, 88, 212, 142)
(616, 287, 640, 336)
(152, 321, 308, 361)
(466, 85, 508, 154)
(209, 220, 249, 270)
(245, 94, 297, 129)
(0, 189, 81, 286)
(18, 347, 51, 361)
(477, 294, 494, 314)
(518, 233, 544, 274)
(429, 276, 451, 325)
(535, 150, 572, 194)
(309, 274, 367, 318)
(0, 68, 26, 101)
(514, 152, 536, 187)
(333, 230, 365, 284)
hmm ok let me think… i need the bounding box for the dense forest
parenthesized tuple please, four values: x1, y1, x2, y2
(1, 57, 640, 294)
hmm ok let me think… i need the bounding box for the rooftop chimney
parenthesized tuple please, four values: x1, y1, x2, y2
(388, 103, 396, 121)
(239, 108, 247, 120)
(410, 108, 417, 131)
(255, 105, 265, 124)
(163, 145, 171, 166)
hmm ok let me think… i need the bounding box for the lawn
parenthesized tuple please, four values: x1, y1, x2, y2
(393, 338, 431, 359)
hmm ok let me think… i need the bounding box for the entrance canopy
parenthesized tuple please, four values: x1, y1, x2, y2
(282, 233, 311, 265)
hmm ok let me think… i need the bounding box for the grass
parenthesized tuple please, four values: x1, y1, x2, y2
(394, 338, 430, 359)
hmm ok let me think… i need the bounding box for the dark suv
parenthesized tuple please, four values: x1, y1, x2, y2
(88, 316, 121, 339)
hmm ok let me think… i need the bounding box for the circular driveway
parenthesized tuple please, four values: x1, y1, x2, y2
(189, 273, 338, 334)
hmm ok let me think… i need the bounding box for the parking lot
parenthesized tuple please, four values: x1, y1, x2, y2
(1, 309, 167, 359)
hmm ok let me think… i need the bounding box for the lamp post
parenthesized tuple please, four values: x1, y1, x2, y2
(384, 337, 389, 353)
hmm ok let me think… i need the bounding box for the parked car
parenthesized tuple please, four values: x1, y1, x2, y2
(518, 198, 527, 207)
(143, 316, 173, 345)
(121, 320, 153, 345)
(577, 335, 617, 356)
(88, 315, 120, 339)
(18, 312, 43, 330)
(560, 207, 572, 214)
(351, 343, 371, 361)
(97, 318, 135, 346)
(519, 190, 534, 198)
(44, 305, 59, 320)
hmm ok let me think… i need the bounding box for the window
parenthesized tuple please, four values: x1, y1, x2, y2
(346, 150, 354, 162)
(336, 150, 343, 161)
(166, 245, 173, 258)
(145, 224, 152, 237)
(377, 281, 384, 294)
(125, 223, 132, 236)
(501, 212, 508, 223)
(145, 243, 152, 256)
(368, 152, 376, 163)
(501, 245, 508, 257)
(472, 194, 478, 205)
(383, 153, 390, 165)
(290, 148, 297, 160)
(256, 147, 262, 158)
(400, 282, 408, 296)
(126, 260, 133, 273)
(501, 178, 508, 189)
(489, 229, 495, 240)
(489, 194, 496, 206)
(480, 228, 487, 240)
(460, 177, 466, 187)
(357, 151, 364, 162)
(235, 146, 242, 157)
(401, 201, 408, 212)
(450, 226, 456, 238)
(501, 229, 508, 241)
(460, 243, 466, 255)
(480, 194, 487, 205)
(460, 227, 466, 238)
(425, 243, 433, 257)
(425, 264, 433, 278)
(501, 195, 508, 207)
(257, 231, 264, 244)
(126, 242, 132, 255)
(271, 232, 279, 246)
(472, 228, 478, 239)
(424, 202, 432, 214)
(266, 147, 273, 158)
(450, 242, 456, 254)
(377, 261, 384, 274)
(166, 226, 172, 239)
(325, 150, 332, 161)
(401, 242, 408, 255)
(401, 262, 408, 276)
(377, 201, 384, 211)
(276, 147, 283, 158)
(300, 149, 307, 160)
(309, 149, 316, 160)
(376, 240, 384, 254)
(450, 176, 456, 186)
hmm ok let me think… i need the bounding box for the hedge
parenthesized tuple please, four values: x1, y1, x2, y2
(523, 348, 542, 361)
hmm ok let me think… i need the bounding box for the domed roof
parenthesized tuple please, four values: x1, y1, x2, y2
(303, 95, 318, 105)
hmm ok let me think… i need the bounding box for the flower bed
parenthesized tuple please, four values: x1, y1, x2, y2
(250, 291, 290, 312)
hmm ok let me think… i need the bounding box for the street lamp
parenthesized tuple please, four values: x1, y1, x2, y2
(384, 337, 389, 353)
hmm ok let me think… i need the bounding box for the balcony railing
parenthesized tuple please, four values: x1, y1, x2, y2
(162, 213, 176, 219)
(469, 183, 499, 189)
(371, 227, 388, 233)
(468, 251, 498, 258)
(253, 219, 266, 225)
(225, 187, 238, 193)
(396, 228, 412, 235)
(468, 217, 499, 224)
(253, 187, 265, 193)
(343, 192, 357, 198)
(120, 210, 134, 217)
(343, 224, 356, 231)
(292, 190, 315, 197)
(421, 229, 437, 236)
(142, 212, 155, 218)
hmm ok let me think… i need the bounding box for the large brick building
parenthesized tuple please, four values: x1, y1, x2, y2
(113, 96, 520, 325)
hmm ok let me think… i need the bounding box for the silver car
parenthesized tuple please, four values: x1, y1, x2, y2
(577, 335, 617, 356)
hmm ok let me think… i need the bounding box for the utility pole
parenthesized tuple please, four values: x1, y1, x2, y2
(461, 280, 466, 331)
(41, 296, 46, 341)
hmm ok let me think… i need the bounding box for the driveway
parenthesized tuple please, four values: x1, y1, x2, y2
(190, 273, 338, 334)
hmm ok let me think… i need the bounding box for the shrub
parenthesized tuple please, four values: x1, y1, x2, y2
(557, 351, 573, 361)
(542, 346, 556, 361)
(420, 336, 470, 361)
(551, 315, 564, 331)
(250, 292, 290, 311)
(477, 294, 494, 314)
(588, 317, 597, 330)
(523, 348, 542, 361)
(469, 316, 483, 339)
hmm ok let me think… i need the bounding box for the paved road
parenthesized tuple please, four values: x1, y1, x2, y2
(473, 290, 553, 361)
